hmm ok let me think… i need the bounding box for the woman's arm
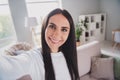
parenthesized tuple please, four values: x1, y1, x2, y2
(0, 48, 44, 80)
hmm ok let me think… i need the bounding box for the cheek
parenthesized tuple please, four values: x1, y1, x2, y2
(45, 28, 51, 38)
(63, 33, 70, 43)
(45, 28, 52, 36)
(45, 28, 53, 45)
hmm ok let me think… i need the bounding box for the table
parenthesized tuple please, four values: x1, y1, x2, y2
(112, 29, 120, 46)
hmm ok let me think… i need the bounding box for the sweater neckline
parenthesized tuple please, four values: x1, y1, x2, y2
(51, 52, 63, 57)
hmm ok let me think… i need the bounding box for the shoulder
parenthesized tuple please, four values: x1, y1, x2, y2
(0, 48, 43, 68)
(28, 48, 43, 59)
(0, 48, 44, 80)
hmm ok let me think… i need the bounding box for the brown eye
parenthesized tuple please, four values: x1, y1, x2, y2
(61, 28, 67, 32)
(49, 24, 56, 30)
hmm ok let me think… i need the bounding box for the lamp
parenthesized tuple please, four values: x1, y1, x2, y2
(25, 17, 38, 28)
(25, 17, 40, 47)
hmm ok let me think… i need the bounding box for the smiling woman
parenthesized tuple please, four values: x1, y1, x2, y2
(0, 8, 80, 80)
(45, 14, 70, 53)
(41, 8, 80, 80)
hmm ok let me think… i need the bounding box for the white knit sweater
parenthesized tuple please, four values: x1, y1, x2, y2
(0, 49, 71, 80)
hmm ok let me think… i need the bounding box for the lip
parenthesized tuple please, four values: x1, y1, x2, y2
(49, 37, 61, 44)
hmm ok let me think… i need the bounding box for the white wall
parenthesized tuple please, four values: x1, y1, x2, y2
(8, 0, 100, 43)
(62, 0, 101, 24)
(62, 0, 120, 41)
(100, 0, 120, 41)
(9, 0, 120, 42)
(8, 0, 33, 44)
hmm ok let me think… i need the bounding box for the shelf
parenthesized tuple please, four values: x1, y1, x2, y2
(79, 13, 106, 44)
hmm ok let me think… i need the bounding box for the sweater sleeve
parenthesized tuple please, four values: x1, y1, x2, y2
(0, 48, 44, 80)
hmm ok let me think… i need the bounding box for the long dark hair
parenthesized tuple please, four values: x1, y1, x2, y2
(41, 8, 80, 80)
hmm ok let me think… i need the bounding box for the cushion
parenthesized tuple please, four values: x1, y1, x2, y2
(80, 74, 98, 80)
(114, 57, 120, 80)
(90, 56, 114, 80)
(4, 42, 32, 55)
(101, 54, 120, 80)
(80, 74, 109, 80)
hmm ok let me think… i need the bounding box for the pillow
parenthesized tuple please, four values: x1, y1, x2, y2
(101, 54, 120, 80)
(90, 56, 114, 80)
(80, 74, 109, 80)
(114, 57, 120, 80)
(4, 42, 32, 56)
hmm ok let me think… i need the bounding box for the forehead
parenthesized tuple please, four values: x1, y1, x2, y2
(48, 14, 70, 27)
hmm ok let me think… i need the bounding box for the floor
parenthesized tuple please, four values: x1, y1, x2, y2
(100, 40, 120, 58)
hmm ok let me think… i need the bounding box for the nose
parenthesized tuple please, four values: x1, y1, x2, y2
(52, 29, 61, 39)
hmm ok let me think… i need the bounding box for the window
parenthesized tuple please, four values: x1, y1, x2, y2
(0, 0, 16, 47)
(25, 0, 61, 47)
(26, 0, 62, 24)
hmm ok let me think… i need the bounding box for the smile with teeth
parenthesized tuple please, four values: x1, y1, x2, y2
(49, 37, 61, 44)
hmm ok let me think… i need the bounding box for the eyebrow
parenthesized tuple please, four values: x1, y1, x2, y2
(49, 23, 56, 26)
(61, 27, 70, 29)
(49, 22, 70, 29)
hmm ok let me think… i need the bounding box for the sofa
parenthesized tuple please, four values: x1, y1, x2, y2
(0, 41, 115, 80)
(77, 41, 114, 80)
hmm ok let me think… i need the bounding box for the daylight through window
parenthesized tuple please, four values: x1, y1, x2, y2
(0, 0, 16, 47)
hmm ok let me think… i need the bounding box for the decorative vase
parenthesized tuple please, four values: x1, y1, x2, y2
(76, 41, 80, 46)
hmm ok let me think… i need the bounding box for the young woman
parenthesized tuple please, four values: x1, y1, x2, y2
(0, 8, 80, 80)
(41, 8, 79, 80)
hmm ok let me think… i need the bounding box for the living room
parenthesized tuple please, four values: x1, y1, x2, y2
(0, 0, 120, 49)
(0, 0, 120, 80)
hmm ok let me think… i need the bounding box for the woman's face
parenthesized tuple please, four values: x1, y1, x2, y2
(45, 14, 70, 53)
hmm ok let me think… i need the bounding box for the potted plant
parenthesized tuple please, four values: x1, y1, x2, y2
(75, 23, 84, 46)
